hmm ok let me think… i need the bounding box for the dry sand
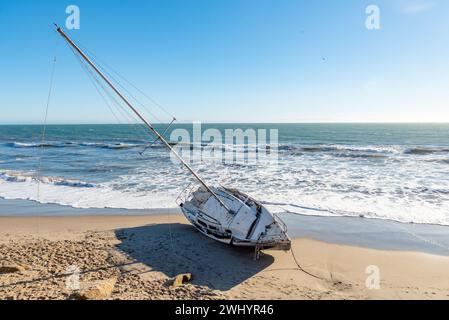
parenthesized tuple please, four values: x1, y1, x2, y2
(0, 215, 448, 300)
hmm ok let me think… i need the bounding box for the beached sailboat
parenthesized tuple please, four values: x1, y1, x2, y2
(55, 25, 291, 256)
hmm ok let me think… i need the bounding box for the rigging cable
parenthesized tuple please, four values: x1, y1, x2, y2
(79, 51, 181, 261)
(37, 56, 57, 199)
(139, 118, 176, 156)
(67, 42, 153, 140)
(64, 39, 179, 264)
(79, 44, 176, 120)
(66, 41, 184, 158)
(95, 62, 165, 124)
(70, 44, 122, 125)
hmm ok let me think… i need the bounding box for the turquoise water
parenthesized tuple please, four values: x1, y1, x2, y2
(0, 123, 448, 225)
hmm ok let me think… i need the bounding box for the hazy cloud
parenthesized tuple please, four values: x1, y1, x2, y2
(400, 0, 435, 14)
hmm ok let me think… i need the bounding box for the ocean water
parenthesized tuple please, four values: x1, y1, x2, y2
(0, 123, 448, 225)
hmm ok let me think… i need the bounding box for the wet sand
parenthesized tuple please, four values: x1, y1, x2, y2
(1, 213, 449, 300)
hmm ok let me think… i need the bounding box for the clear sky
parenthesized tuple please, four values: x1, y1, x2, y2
(1, 0, 448, 124)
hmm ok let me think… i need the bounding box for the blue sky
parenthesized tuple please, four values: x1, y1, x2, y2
(0, 0, 448, 124)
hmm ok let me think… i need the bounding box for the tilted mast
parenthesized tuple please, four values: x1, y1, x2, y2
(55, 25, 231, 212)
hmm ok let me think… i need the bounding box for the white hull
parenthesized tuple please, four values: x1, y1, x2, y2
(177, 185, 291, 250)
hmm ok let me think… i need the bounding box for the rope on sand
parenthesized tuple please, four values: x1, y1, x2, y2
(289, 243, 323, 280)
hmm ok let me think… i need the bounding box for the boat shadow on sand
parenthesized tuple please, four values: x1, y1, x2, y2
(114, 223, 275, 291)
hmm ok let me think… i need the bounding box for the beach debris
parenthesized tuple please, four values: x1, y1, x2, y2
(71, 278, 117, 300)
(0, 264, 30, 273)
(171, 273, 192, 288)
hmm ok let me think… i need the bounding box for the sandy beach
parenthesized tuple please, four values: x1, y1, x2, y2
(1, 208, 449, 300)
(2, 0, 449, 305)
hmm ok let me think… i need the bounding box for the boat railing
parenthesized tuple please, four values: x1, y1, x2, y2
(273, 213, 288, 233)
(177, 183, 222, 226)
(175, 182, 197, 205)
(176, 182, 213, 207)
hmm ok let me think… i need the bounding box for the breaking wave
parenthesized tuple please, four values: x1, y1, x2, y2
(278, 144, 399, 154)
(0, 169, 176, 209)
(5, 140, 167, 150)
(0, 171, 95, 188)
(9, 140, 449, 159)
(79, 142, 140, 149)
(404, 147, 449, 155)
(5, 142, 69, 148)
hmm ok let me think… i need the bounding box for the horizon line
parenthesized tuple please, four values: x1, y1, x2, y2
(1, 121, 449, 126)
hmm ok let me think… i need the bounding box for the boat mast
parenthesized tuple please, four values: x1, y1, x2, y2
(54, 25, 231, 212)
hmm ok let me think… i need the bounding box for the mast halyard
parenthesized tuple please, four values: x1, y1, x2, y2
(54, 25, 231, 213)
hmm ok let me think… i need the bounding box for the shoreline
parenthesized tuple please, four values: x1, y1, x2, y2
(2, 196, 449, 228)
(0, 198, 180, 216)
(1, 198, 449, 257)
(1, 213, 449, 299)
